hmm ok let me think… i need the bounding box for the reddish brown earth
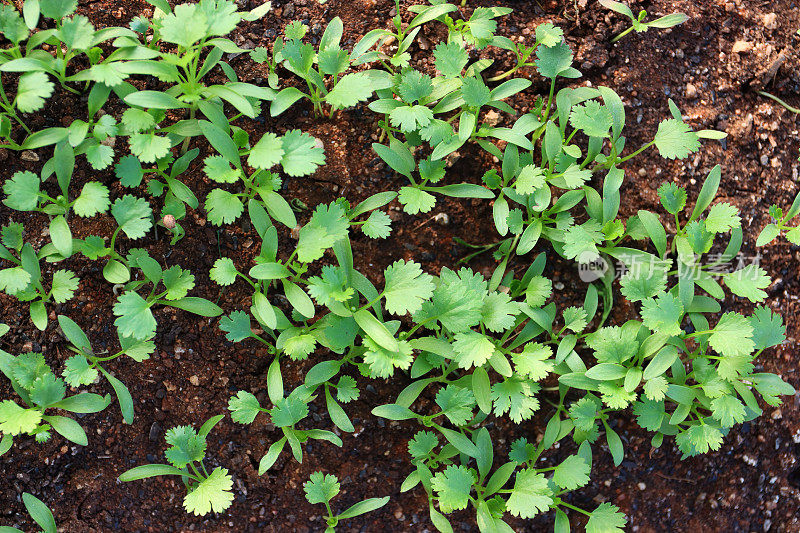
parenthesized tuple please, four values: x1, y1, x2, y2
(1, 0, 800, 531)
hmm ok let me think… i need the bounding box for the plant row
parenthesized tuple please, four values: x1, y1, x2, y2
(0, 1, 798, 531)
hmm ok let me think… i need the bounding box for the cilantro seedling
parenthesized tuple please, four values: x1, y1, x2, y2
(0, 344, 111, 454)
(199, 120, 325, 227)
(57, 315, 154, 424)
(119, 415, 235, 516)
(599, 0, 688, 43)
(303, 471, 389, 532)
(110, 249, 222, 341)
(228, 385, 343, 474)
(756, 190, 800, 246)
(115, 149, 201, 243)
(115, 0, 273, 153)
(269, 18, 392, 118)
(0, 222, 79, 330)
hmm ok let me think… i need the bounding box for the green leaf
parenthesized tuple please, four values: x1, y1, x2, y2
(303, 472, 340, 504)
(51, 270, 79, 303)
(115, 155, 144, 187)
(512, 343, 553, 381)
(219, 311, 252, 342)
(756, 223, 780, 247)
(361, 210, 392, 239)
(362, 337, 413, 378)
(586, 502, 626, 533)
(113, 291, 156, 340)
(657, 182, 687, 214)
(435, 385, 475, 426)
(372, 403, 417, 421)
(325, 72, 376, 109)
(536, 22, 564, 47)
(709, 312, 754, 357)
(710, 394, 746, 427)
(452, 331, 495, 369)
(118, 464, 188, 482)
(491, 378, 540, 423)
(129, 132, 171, 163)
(705, 202, 740, 233)
(203, 155, 240, 183)
(111, 195, 152, 239)
(160, 2, 208, 47)
(750, 306, 785, 350)
(506, 469, 553, 518)
(724, 265, 770, 303)
(21, 492, 57, 533)
(63, 355, 98, 387)
(246, 132, 284, 171)
(296, 203, 349, 263)
(570, 100, 612, 138)
(73, 182, 110, 218)
(562, 306, 588, 333)
(563, 220, 604, 261)
(515, 165, 546, 195)
(383, 260, 435, 315)
(15, 72, 54, 113)
(49, 216, 72, 257)
(461, 77, 491, 108)
(165, 425, 206, 468)
(3, 171, 39, 211)
(183, 467, 234, 516)
(653, 118, 700, 159)
(280, 130, 325, 176)
(552, 455, 590, 490)
(535, 40, 573, 79)
(43, 414, 86, 445)
(121, 108, 156, 133)
(0, 400, 42, 435)
(434, 42, 468, 78)
(210, 258, 238, 286)
(640, 292, 684, 337)
(228, 391, 261, 424)
(205, 189, 244, 226)
(431, 465, 474, 513)
(398, 187, 436, 215)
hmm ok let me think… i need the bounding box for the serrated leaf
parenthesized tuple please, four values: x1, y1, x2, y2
(183, 467, 234, 516)
(653, 118, 700, 159)
(16, 72, 54, 113)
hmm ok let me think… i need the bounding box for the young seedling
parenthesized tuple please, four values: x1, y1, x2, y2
(0, 0, 138, 95)
(0, 492, 58, 533)
(228, 385, 343, 474)
(57, 315, 155, 424)
(269, 18, 392, 118)
(303, 472, 389, 532)
(350, 1, 458, 70)
(119, 415, 234, 516)
(199, 120, 324, 228)
(110, 249, 223, 341)
(756, 190, 800, 246)
(599, 0, 688, 43)
(115, 149, 201, 243)
(113, 0, 274, 153)
(0, 222, 79, 330)
(0, 345, 111, 454)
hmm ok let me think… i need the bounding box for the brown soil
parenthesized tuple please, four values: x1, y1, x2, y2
(2, 0, 800, 531)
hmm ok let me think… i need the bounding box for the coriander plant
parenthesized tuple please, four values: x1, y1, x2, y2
(119, 415, 234, 516)
(0, 338, 111, 455)
(303, 471, 389, 532)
